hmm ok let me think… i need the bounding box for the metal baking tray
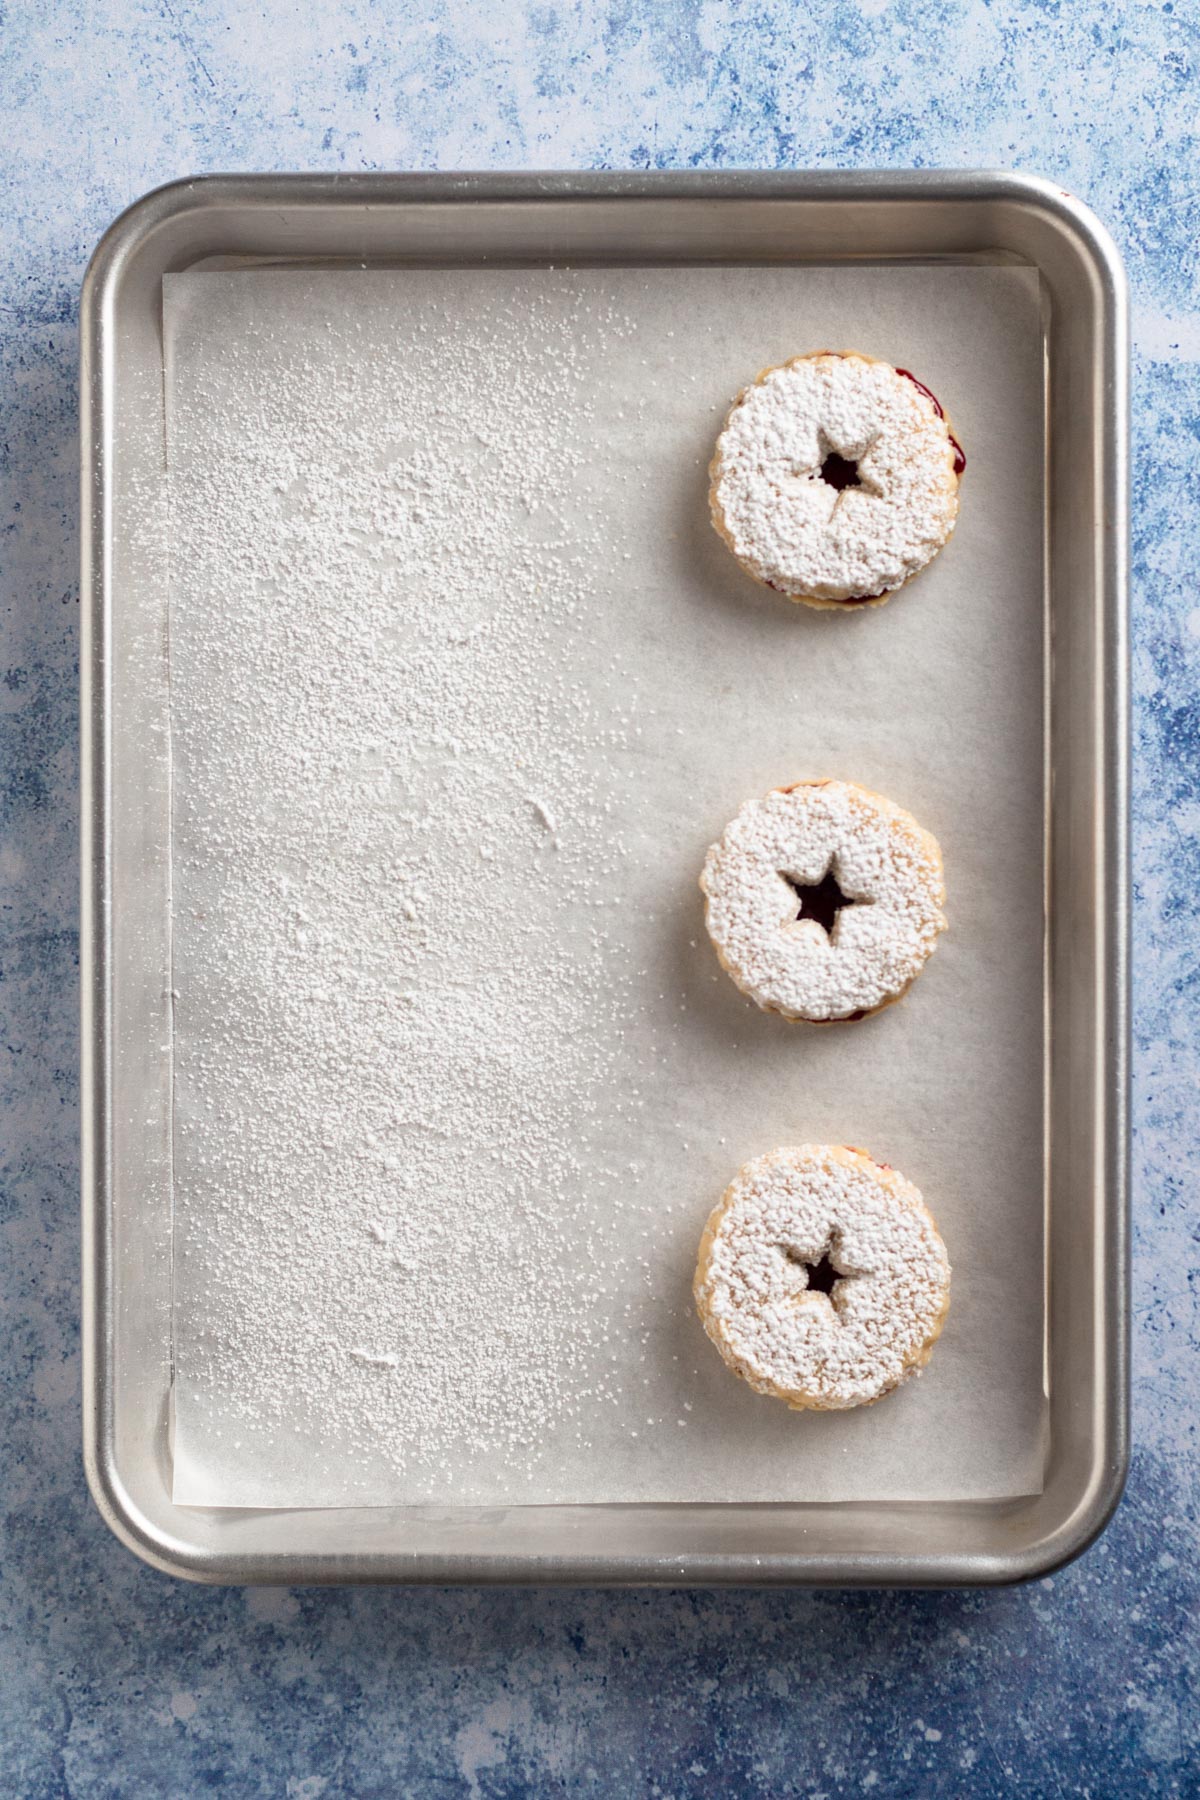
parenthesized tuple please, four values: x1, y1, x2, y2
(81, 170, 1128, 1586)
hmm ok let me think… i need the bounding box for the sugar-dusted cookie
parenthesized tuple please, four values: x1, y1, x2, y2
(694, 1144, 951, 1411)
(700, 778, 946, 1023)
(709, 351, 964, 608)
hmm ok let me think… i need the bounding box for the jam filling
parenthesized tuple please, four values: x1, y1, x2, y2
(896, 367, 966, 475)
(785, 1236, 858, 1303)
(797, 1247, 840, 1296)
(782, 865, 859, 935)
(819, 451, 861, 492)
(766, 578, 883, 602)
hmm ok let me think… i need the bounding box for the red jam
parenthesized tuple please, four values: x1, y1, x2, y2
(896, 368, 966, 476)
(768, 583, 882, 605)
(819, 450, 861, 492)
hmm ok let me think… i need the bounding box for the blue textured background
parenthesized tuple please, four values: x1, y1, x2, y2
(3, 3, 1197, 1794)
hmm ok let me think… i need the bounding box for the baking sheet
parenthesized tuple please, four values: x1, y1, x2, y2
(165, 262, 1047, 1508)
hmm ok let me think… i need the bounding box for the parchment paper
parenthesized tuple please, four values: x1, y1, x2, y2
(166, 263, 1046, 1508)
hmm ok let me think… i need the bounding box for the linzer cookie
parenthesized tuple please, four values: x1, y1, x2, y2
(694, 1145, 951, 1412)
(709, 351, 964, 608)
(700, 779, 946, 1023)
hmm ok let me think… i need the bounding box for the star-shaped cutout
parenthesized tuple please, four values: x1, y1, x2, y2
(783, 1232, 861, 1311)
(818, 449, 861, 492)
(780, 862, 869, 938)
(798, 1247, 841, 1296)
(805, 431, 880, 509)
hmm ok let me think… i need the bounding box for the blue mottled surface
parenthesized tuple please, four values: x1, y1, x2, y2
(2, 2, 1197, 1794)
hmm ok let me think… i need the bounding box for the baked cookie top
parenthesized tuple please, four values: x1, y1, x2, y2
(709, 351, 962, 608)
(694, 1144, 951, 1411)
(700, 778, 946, 1023)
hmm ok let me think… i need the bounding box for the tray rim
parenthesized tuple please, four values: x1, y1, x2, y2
(80, 167, 1129, 1587)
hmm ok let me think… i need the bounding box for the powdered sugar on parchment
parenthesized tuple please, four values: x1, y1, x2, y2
(167, 274, 679, 1504)
(163, 263, 1048, 1511)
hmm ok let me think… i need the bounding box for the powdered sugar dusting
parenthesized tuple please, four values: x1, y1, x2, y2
(163, 263, 1047, 1509)
(710, 352, 960, 603)
(700, 780, 947, 1022)
(167, 273, 676, 1503)
(694, 1145, 951, 1410)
